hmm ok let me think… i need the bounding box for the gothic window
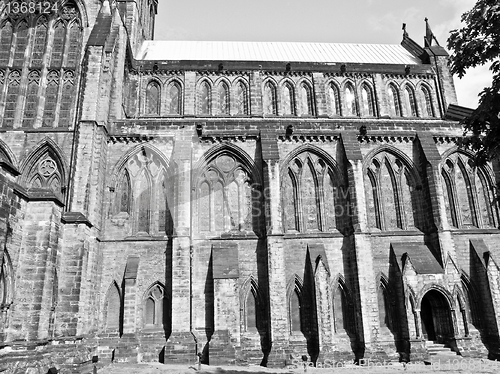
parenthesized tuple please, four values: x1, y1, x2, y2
(144, 284, 164, 328)
(198, 81, 211, 115)
(0, 70, 3, 99)
(333, 285, 352, 334)
(344, 83, 357, 116)
(166, 81, 181, 115)
(263, 81, 277, 115)
(13, 20, 29, 67)
(217, 82, 229, 115)
(360, 83, 375, 116)
(290, 288, 301, 333)
(365, 152, 422, 231)
(282, 82, 294, 115)
(327, 83, 341, 116)
(59, 72, 75, 125)
(145, 81, 161, 115)
(42, 71, 60, 127)
(3, 70, 21, 128)
(283, 152, 345, 233)
(420, 85, 434, 117)
(114, 147, 170, 236)
(441, 154, 498, 229)
(0, 22, 13, 65)
(404, 85, 418, 117)
(103, 283, 121, 330)
(50, 22, 66, 67)
(115, 169, 132, 214)
(196, 153, 258, 233)
(23, 71, 41, 126)
(245, 287, 258, 332)
(235, 81, 248, 115)
(299, 83, 313, 116)
(378, 283, 392, 330)
(387, 84, 401, 117)
(25, 150, 63, 197)
(31, 17, 48, 66)
(0, 250, 13, 335)
(66, 21, 81, 67)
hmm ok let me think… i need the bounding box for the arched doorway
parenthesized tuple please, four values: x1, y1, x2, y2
(420, 290, 454, 343)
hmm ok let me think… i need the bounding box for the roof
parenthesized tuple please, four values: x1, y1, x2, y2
(445, 103, 474, 121)
(137, 41, 422, 65)
(391, 242, 443, 274)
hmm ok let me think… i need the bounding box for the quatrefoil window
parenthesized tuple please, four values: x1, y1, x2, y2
(38, 158, 57, 177)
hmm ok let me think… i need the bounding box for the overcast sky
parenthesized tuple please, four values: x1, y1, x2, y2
(154, 0, 491, 109)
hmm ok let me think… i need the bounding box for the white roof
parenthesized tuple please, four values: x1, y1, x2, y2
(137, 41, 421, 65)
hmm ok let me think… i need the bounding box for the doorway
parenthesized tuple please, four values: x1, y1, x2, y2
(420, 290, 454, 343)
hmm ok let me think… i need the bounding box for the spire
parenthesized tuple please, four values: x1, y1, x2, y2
(424, 17, 440, 47)
(402, 23, 409, 39)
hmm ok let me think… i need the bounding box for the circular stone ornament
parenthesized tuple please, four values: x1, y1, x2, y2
(38, 158, 57, 177)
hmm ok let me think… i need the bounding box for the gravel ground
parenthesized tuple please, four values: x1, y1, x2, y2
(97, 355, 500, 374)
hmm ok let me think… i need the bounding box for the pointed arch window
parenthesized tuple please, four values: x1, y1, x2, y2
(0, 250, 13, 336)
(263, 81, 277, 115)
(23, 72, 41, 126)
(441, 161, 458, 228)
(103, 283, 121, 330)
(66, 21, 82, 67)
(43, 71, 60, 127)
(344, 83, 357, 116)
(3, 70, 21, 128)
(25, 150, 64, 197)
(59, 72, 75, 125)
(217, 82, 229, 115)
(13, 20, 29, 67)
(327, 83, 341, 116)
(235, 81, 248, 115)
(378, 283, 392, 330)
(475, 169, 497, 227)
(283, 152, 345, 233)
(144, 284, 164, 328)
(387, 84, 401, 117)
(145, 81, 161, 115)
(244, 287, 258, 332)
(115, 170, 132, 214)
(420, 86, 434, 117)
(31, 17, 48, 66)
(299, 83, 313, 116)
(137, 171, 151, 233)
(50, 22, 66, 67)
(198, 81, 211, 115)
(282, 83, 294, 115)
(290, 288, 302, 333)
(167, 81, 181, 115)
(333, 284, 353, 334)
(404, 86, 418, 117)
(361, 84, 375, 116)
(0, 22, 13, 65)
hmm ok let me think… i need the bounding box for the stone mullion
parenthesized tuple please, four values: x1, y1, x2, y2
(296, 171, 304, 232)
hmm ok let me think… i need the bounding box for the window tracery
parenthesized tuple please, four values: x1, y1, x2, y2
(441, 153, 498, 229)
(50, 21, 66, 68)
(31, 17, 48, 66)
(59, 71, 75, 124)
(144, 284, 164, 328)
(360, 83, 375, 116)
(217, 82, 229, 115)
(282, 82, 294, 115)
(404, 85, 418, 117)
(235, 81, 248, 115)
(0, 22, 13, 65)
(13, 20, 29, 67)
(196, 153, 258, 233)
(23, 71, 41, 126)
(198, 81, 211, 115)
(344, 83, 357, 116)
(387, 84, 401, 117)
(25, 149, 64, 198)
(283, 151, 347, 233)
(298, 83, 313, 116)
(166, 81, 181, 115)
(420, 85, 434, 117)
(145, 81, 161, 115)
(3, 70, 21, 128)
(42, 71, 60, 127)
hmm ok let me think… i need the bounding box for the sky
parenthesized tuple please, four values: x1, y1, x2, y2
(154, 0, 492, 109)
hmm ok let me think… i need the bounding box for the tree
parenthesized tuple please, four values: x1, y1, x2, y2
(447, 0, 500, 165)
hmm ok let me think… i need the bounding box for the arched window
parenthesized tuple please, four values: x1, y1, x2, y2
(299, 83, 313, 116)
(50, 22, 66, 67)
(59, 72, 76, 125)
(103, 283, 121, 330)
(245, 289, 258, 331)
(31, 17, 48, 66)
(42, 71, 60, 127)
(0, 250, 13, 335)
(441, 162, 458, 227)
(263, 81, 277, 115)
(137, 170, 151, 233)
(290, 289, 301, 333)
(25, 148, 64, 197)
(13, 20, 29, 67)
(145, 81, 161, 115)
(420, 86, 434, 117)
(23, 72, 41, 126)
(283, 152, 345, 233)
(144, 284, 164, 328)
(282, 82, 294, 115)
(0, 22, 13, 65)
(3, 70, 21, 128)
(66, 21, 82, 67)
(196, 153, 257, 233)
(361, 84, 375, 116)
(404, 86, 418, 117)
(115, 169, 132, 214)
(217, 82, 229, 115)
(387, 84, 401, 117)
(327, 83, 341, 116)
(235, 81, 248, 115)
(198, 81, 211, 115)
(475, 169, 497, 227)
(344, 83, 357, 116)
(167, 81, 181, 115)
(378, 283, 392, 330)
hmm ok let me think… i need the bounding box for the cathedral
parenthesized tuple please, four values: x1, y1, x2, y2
(1, 0, 500, 372)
